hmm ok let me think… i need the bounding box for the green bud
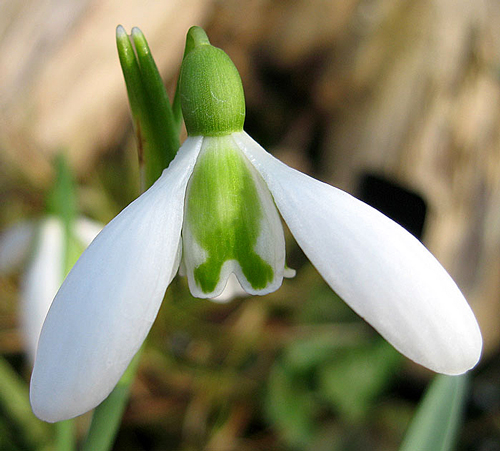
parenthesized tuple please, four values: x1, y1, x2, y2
(179, 26, 245, 136)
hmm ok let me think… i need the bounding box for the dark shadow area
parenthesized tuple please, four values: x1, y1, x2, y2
(358, 173, 427, 240)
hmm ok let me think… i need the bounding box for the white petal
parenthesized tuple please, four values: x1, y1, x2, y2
(30, 137, 202, 422)
(0, 220, 36, 274)
(235, 131, 482, 375)
(284, 266, 296, 278)
(21, 218, 65, 364)
(211, 273, 247, 303)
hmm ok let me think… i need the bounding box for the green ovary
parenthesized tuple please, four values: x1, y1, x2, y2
(185, 138, 274, 294)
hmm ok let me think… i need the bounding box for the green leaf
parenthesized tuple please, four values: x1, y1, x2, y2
(266, 360, 316, 448)
(45, 154, 78, 277)
(0, 357, 51, 449)
(116, 25, 180, 190)
(283, 326, 368, 373)
(317, 340, 401, 421)
(131, 28, 179, 170)
(399, 374, 469, 451)
(45, 154, 77, 231)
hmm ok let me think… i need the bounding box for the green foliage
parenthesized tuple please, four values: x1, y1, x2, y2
(0, 357, 51, 450)
(116, 25, 180, 190)
(45, 154, 77, 233)
(399, 374, 469, 451)
(45, 154, 79, 277)
(267, 360, 316, 448)
(318, 341, 401, 421)
(266, 332, 401, 448)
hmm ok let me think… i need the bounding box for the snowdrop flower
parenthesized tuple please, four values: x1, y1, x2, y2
(0, 217, 101, 363)
(0, 220, 36, 275)
(30, 27, 482, 423)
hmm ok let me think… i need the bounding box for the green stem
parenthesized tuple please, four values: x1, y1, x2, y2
(56, 420, 76, 451)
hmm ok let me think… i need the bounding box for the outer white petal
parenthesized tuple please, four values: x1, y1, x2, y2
(30, 137, 202, 422)
(21, 218, 65, 364)
(235, 131, 482, 375)
(0, 220, 36, 274)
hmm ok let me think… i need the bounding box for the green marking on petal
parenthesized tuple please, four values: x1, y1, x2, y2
(184, 137, 274, 293)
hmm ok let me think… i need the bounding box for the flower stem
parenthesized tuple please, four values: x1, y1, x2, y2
(55, 420, 76, 451)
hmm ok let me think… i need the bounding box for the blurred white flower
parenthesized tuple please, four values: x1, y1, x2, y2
(0, 220, 36, 274)
(0, 217, 101, 362)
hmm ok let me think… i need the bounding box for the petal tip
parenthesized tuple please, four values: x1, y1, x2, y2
(30, 386, 66, 423)
(418, 319, 483, 376)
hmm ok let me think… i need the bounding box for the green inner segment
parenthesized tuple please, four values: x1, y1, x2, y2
(185, 138, 274, 293)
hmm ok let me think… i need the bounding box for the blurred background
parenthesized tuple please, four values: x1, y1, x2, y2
(1, 0, 500, 449)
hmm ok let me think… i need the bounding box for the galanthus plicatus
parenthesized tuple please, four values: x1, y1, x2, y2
(30, 26, 482, 423)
